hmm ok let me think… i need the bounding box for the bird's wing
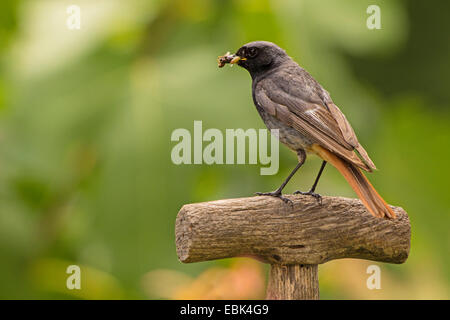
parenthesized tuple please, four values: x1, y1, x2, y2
(321, 96, 377, 171)
(255, 77, 374, 171)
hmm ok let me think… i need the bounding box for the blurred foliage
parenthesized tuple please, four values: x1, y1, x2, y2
(0, 0, 448, 299)
(142, 259, 265, 299)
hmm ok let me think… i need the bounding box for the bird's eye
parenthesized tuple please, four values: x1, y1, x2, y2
(248, 47, 258, 58)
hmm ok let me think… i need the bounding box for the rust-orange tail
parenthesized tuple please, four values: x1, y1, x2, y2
(312, 144, 396, 219)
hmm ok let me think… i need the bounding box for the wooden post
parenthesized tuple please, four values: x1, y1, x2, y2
(266, 264, 319, 300)
(175, 194, 411, 300)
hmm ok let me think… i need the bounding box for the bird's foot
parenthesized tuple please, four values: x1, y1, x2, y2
(255, 190, 293, 205)
(294, 190, 322, 204)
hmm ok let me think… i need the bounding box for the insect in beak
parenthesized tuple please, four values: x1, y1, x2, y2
(230, 56, 246, 64)
(217, 52, 247, 68)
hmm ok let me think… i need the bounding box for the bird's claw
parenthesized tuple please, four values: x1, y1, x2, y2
(294, 190, 322, 204)
(255, 191, 293, 205)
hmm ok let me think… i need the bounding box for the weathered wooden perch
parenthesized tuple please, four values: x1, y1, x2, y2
(175, 194, 410, 300)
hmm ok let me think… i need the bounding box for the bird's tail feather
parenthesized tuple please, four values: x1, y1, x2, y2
(312, 144, 395, 219)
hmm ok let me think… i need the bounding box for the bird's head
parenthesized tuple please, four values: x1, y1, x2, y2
(230, 41, 290, 77)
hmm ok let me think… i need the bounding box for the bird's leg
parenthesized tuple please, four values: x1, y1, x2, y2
(294, 161, 327, 203)
(256, 150, 306, 204)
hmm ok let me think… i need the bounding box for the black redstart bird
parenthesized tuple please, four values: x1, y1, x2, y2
(218, 41, 395, 219)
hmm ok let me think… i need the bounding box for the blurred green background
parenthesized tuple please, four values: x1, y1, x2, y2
(0, 0, 449, 299)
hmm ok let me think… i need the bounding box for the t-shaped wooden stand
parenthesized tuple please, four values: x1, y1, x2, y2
(175, 194, 410, 299)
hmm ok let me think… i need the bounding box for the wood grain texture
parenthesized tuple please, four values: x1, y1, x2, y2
(175, 194, 410, 265)
(266, 264, 319, 300)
